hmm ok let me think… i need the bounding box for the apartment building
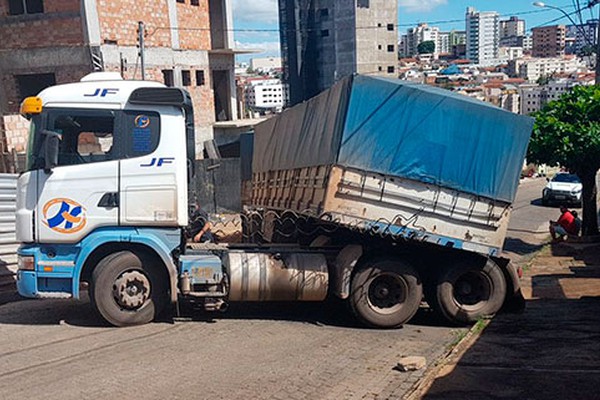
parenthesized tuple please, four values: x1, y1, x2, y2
(509, 56, 584, 82)
(532, 25, 566, 58)
(466, 7, 499, 65)
(244, 78, 288, 112)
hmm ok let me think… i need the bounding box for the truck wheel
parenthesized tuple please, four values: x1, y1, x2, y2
(350, 259, 422, 328)
(433, 258, 506, 325)
(91, 251, 167, 327)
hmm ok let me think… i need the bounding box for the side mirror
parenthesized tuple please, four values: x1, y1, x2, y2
(41, 129, 61, 174)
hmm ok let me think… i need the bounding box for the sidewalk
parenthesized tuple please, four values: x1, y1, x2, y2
(413, 242, 600, 400)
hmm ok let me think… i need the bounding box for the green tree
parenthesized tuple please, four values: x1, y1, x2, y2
(417, 40, 435, 54)
(528, 85, 600, 236)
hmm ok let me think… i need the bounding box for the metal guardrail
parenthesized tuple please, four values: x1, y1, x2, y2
(0, 174, 17, 291)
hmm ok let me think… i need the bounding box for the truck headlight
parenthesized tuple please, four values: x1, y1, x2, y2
(17, 255, 35, 271)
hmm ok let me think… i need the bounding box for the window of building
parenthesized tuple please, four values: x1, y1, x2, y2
(387, 44, 395, 52)
(321, 29, 329, 37)
(15, 73, 55, 100)
(320, 8, 329, 19)
(387, 24, 394, 31)
(378, 45, 382, 50)
(387, 66, 395, 73)
(196, 70, 205, 86)
(378, 66, 383, 72)
(182, 70, 191, 86)
(8, 0, 44, 15)
(191, 0, 199, 4)
(176, 0, 184, 3)
(162, 70, 174, 87)
(357, 0, 370, 7)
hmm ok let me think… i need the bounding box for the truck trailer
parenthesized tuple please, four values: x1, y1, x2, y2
(15, 73, 533, 328)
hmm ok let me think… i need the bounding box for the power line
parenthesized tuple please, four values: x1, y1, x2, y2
(146, 4, 578, 37)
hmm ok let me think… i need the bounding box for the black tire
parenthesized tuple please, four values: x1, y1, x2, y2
(90, 251, 168, 327)
(349, 258, 422, 328)
(433, 258, 506, 325)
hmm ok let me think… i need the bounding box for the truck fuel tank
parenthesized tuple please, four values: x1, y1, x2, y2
(226, 252, 328, 302)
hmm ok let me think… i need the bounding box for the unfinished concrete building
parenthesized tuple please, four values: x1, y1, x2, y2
(279, 0, 399, 106)
(0, 0, 239, 157)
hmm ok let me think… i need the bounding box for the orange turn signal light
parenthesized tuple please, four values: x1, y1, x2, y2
(20, 96, 43, 116)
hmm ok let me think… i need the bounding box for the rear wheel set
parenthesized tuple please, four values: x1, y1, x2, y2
(430, 259, 507, 324)
(349, 258, 423, 328)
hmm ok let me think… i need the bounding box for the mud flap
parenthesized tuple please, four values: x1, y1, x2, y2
(493, 256, 526, 314)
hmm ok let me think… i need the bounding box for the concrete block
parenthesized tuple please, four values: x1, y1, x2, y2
(395, 356, 426, 372)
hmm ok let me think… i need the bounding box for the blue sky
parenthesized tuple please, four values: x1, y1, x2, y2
(231, 1, 597, 60)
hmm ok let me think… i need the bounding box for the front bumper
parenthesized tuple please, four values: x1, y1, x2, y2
(544, 190, 581, 204)
(16, 245, 77, 299)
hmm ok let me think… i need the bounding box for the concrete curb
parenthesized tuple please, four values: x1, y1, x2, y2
(405, 319, 490, 400)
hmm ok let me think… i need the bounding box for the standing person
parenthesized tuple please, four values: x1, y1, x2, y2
(188, 203, 214, 243)
(549, 206, 577, 242)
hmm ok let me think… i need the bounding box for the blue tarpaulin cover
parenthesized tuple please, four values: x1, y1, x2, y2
(253, 75, 533, 203)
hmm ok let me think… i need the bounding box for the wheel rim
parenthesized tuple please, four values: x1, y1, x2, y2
(367, 273, 408, 314)
(452, 271, 492, 310)
(112, 270, 151, 310)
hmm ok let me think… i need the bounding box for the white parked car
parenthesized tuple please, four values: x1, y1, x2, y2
(542, 173, 582, 206)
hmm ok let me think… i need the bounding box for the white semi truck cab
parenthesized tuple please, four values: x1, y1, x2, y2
(15, 73, 334, 326)
(15, 73, 525, 328)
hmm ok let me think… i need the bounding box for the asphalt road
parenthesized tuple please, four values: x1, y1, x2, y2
(0, 179, 554, 400)
(503, 177, 581, 263)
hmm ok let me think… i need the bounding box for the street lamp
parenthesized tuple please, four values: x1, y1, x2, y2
(533, 1, 600, 84)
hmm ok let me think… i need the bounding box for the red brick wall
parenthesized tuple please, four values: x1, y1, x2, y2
(176, 0, 211, 50)
(96, 0, 172, 47)
(0, 0, 84, 49)
(2, 65, 91, 113)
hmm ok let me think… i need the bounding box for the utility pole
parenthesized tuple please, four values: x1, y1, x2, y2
(592, 1, 600, 84)
(138, 21, 146, 80)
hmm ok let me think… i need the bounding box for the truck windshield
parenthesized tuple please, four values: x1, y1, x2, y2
(25, 108, 160, 171)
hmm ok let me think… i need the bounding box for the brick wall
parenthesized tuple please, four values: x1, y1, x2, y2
(176, 0, 211, 50)
(97, 0, 172, 47)
(2, 115, 30, 153)
(0, 0, 84, 49)
(2, 65, 92, 113)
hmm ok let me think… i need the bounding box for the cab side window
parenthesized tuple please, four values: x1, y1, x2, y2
(48, 110, 117, 167)
(123, 111, 160, 157)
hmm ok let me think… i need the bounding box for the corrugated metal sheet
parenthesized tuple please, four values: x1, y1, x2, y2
(0, 174, 17, 291)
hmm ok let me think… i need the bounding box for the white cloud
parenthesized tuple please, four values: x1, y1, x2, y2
(398, 0, 447, 13)
(232, 0, 279, 24)
(235, 40, 281, 56)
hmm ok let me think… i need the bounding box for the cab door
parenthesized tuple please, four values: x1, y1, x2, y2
(36, 109, 119, 243)
(118, 108, 184, 227)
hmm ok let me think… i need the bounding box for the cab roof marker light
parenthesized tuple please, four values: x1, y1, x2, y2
(20, 97, 42, 117)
